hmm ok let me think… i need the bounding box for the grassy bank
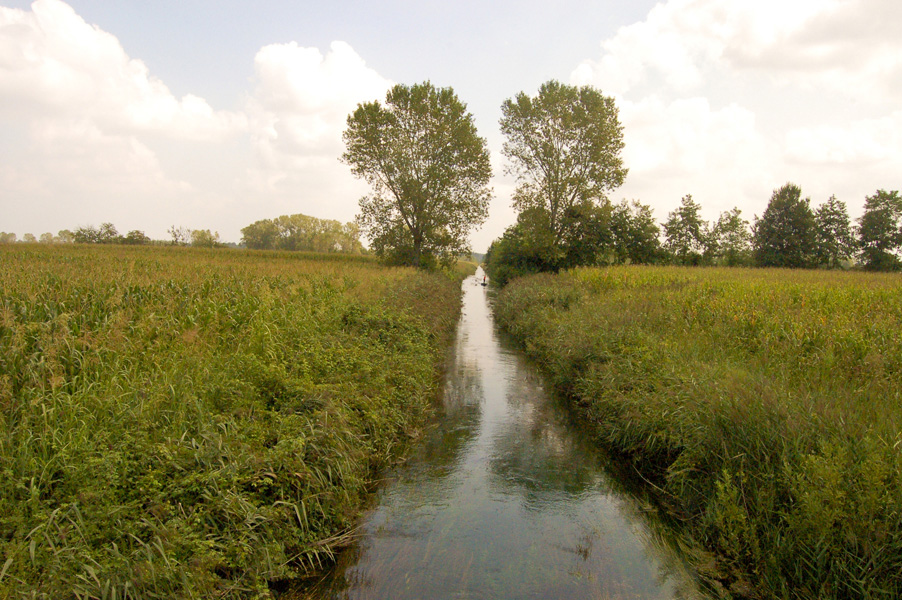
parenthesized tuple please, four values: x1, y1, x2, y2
(0, 244, 466, 598)
(494, 267, 902, 599)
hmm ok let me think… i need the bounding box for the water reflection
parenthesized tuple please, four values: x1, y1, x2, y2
(293, 271, 707, 600)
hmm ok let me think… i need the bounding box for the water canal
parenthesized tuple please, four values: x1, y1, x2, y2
(295, 270, 707, 599)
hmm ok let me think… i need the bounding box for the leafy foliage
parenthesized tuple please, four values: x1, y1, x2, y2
(484, 216, 556, 287)
(500, 80, 626, 248)
(190, 229, 221, 248)
(709, 208, 752, 266)
(122, 230, 151, 245)
(610, 200, 662, 265)
(74, 223, 121, 244)
(662, 194, 708, 265)
(814, 195, 854, 269)
(343, 81, 492, 269)
(241, 214, 362, 254)
(752, 183, 817, 268)
(857, 189, 902, 271)
(484, 198, 661, 285)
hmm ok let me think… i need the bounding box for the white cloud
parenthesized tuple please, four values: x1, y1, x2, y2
(613, 95, 774, 217)
(785, 112, 902, 165)
(249, 41, 391, 160)
(0, 117, 198, 237)
(242, 41, 393, 223)
(571, 0, 902, 221)
(573, 0, 902, 104)
(0, 1, 394, 241)
(0, 0, 249, 239)
(0, 0, 246, 140)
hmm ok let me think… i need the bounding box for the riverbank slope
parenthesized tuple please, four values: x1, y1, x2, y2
(0, 245, 467, 597)
(494, 266, 902, 599)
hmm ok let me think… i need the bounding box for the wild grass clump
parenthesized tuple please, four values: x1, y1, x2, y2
(494, 266, 902, 599)
(0, 244, 464, 598)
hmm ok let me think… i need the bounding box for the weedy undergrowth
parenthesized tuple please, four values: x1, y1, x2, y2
(495, 266, 902, 599)
(0, 244, 465, 598)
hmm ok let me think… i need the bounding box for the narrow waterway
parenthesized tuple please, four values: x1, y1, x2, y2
(297, 270, 705, 599)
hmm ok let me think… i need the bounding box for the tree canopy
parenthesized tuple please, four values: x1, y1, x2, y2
(241, 214, 362, 253)
(343, 81, 492, 269)
(663, 194, 708, 265)
(500, 80, 626, 248)
(857, 189, 902, 271)
(814, 195, 855, 269)
(753, 183, 817, 268)
(610, 200, 662, 265)
(74, 223, 121, 244)
(710, 208, 752, 266)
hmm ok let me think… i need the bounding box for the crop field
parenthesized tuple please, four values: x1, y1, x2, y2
(495, 266, 902, 599)
(0, 244, 465, 598)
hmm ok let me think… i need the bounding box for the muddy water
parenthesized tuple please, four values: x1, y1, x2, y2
(299, 270, 706, 599)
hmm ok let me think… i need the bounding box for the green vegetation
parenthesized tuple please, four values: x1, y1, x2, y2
(342, 81, 492, 269)
(486, 80, 628, 284)
(494, 266, 902, 599)
(240, 214, 363, 254)
(858, 190, 902, 271)
(486, 175, 901, 280)
(752, 183, 818, 268)
(0, 244, 466, 598)
(500, 80, 626, 253)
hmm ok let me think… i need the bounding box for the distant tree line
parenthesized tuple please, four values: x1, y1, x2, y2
(485, 185, 902, 284)
(3, 214, 368, 254)
(1, 231, 74, 245)
(659, 185, 900, 271)
(477, 81, 901, 284)
(1, 224, 225, 248)
(240, 214, 363, 253)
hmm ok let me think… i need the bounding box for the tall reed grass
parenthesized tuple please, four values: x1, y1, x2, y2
(0, 244, 465, 598)
(494, 266, 902, 599)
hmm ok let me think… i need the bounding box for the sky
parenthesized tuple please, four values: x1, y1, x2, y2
(1, 0, 901, 252)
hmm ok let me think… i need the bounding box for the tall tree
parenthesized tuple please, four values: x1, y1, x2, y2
(74, 225, 100, 244)
(97, 222, 120, 244)
(610, 200, 661, 264)
(241, 219, 280, 250)
(191, 229, 220, 248)
(814, 195, 855, 269)
(500, 80, 626, 248)
(752, 183, 817, 268)
(168, 226, 191, 246)
(710, 208, 752, 266)
(663, 194, 709, 265)
(857, 189, 902, 271)
(343, 81, 492, 269)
